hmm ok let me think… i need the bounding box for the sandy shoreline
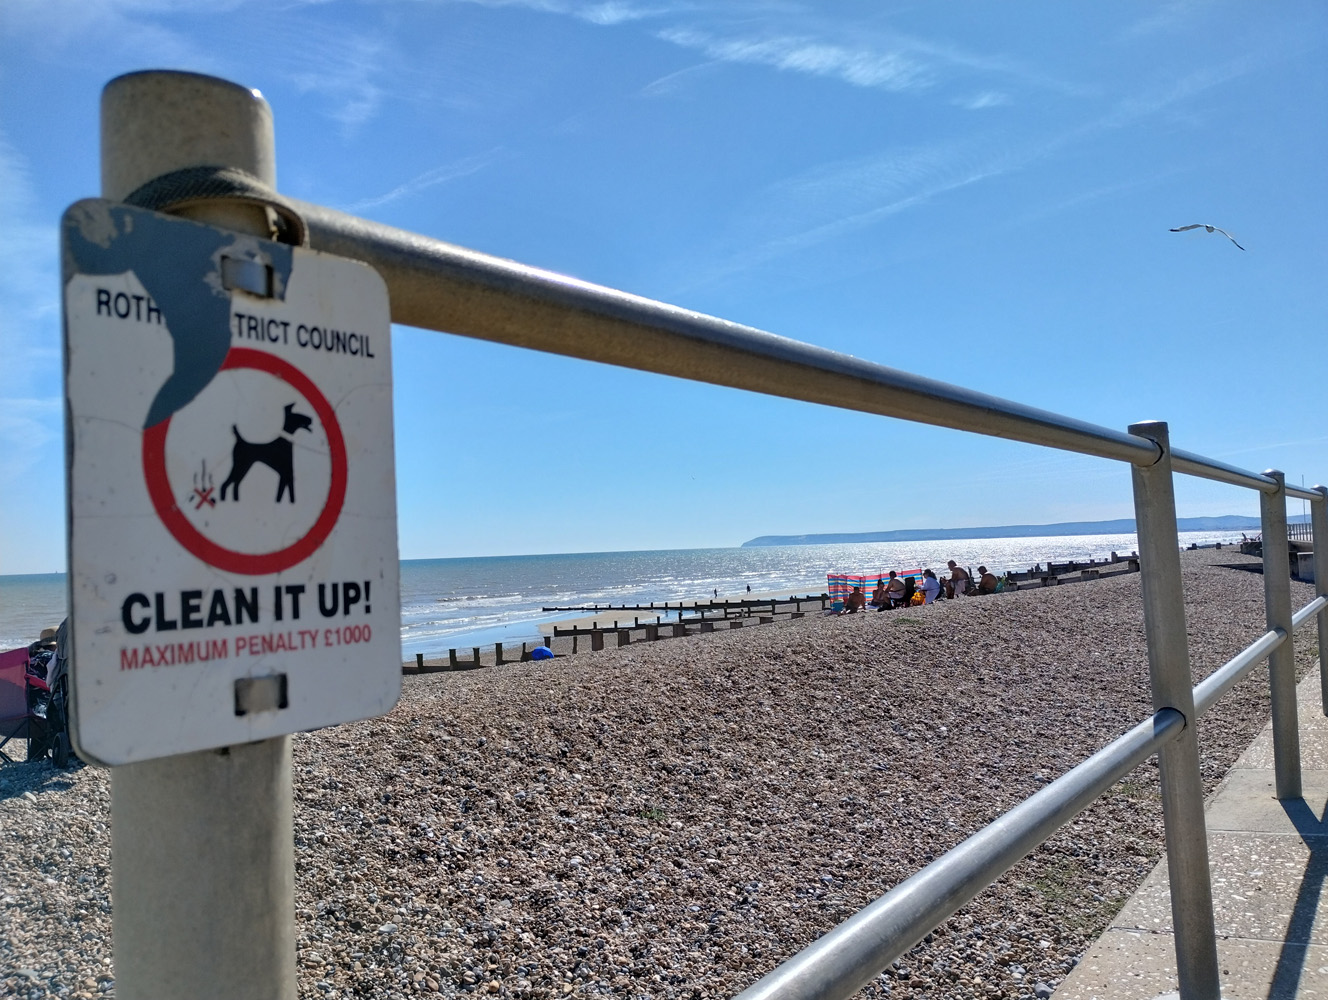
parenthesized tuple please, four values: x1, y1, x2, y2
(2, 548, 1319, 999)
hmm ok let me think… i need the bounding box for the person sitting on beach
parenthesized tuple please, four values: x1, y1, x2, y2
(947, 561, 970, 596)
(885, 570, 906, 609)
(842, 586, 866, 614)
(977, 566, 999, 595)
(870, 579, 888, 610)
(921, 568, 941, 604)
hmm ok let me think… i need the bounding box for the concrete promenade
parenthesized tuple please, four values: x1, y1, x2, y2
(1056, 669, 1328, 999)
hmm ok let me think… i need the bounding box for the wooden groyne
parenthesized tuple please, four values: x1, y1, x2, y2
(540, 595, 826, 617)
(401, 555, 1162, 676)
(403, 595, 828, 674)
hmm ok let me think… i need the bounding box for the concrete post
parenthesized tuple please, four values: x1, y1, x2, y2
(1261, 471, 1301, 799)
(1128, 421, 1220, 999)
(102, 71, 297, 1000)
(1314, 487, 1328, 716)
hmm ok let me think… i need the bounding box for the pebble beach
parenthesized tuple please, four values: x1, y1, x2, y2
(1, 547, 1320, 1000)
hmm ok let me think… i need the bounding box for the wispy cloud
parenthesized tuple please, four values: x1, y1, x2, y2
(639, 59, 724, 97)
(1121, 0, 1206, 39)
(657, 26, 930, 91)
(953, 90, 1009, 111)
(341, 151, 501, 213)
(579, 1, 673, 25)
(690, 139, 1013, 284)
(446, 0, 680, 26)
(0, 135, 63, 492)
(1215, 435, 1328, 459)
(684, 49, 1269, 288)
(1, 0, 219, 66)
(285, 28, 389, 132)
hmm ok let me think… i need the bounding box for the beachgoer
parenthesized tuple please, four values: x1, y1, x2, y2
(746, 584, 751, 593)
(885, 570, 906, 608)
(921, 569, 941, 604)
(977, 566, 999, 594)
(920, 569, 941, 603)
(947, 560, 970, 596)
(870, 579, 888, 610)
(842, 586, 866, 614)
(713, 588, 718, 598)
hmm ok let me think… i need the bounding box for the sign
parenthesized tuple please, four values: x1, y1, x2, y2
(62, 199, 401, 765)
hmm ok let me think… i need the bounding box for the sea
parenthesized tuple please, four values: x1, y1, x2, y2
(0, 529, 1251, 656)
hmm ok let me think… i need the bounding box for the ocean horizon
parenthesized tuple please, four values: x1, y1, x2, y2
(0, 528, 1251, 656)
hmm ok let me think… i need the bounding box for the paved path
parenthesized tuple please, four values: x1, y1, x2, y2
(1056, 670, 1328, 999)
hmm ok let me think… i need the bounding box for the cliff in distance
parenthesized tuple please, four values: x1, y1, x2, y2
(740, 514, 1279, 547)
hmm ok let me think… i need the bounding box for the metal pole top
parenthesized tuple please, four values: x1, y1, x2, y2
(101, 70, 276, 199)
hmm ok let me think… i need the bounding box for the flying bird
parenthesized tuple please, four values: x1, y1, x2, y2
(1170, 224, 1245, 251)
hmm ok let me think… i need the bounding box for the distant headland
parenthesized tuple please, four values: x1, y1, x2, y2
(740, 515, 1273, 548)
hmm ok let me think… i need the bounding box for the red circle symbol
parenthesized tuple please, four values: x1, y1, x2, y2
(143, 347, 347, 575)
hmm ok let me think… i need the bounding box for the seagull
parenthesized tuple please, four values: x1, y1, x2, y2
(1170, 223, 1245, 251)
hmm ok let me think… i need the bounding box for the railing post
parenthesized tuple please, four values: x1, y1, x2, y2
(1314, 487, 1328, 716)
(1128, 420, 1220, 999)
(102, 71, 297, 1000)
(1261, 470, 1301, 798)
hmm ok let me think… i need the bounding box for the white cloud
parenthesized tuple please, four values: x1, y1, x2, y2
(284, 29, 390, 132)
(685, 51, 1268, 287)
(0, 136, 64, 492)
(1121, 0, 1205, 39)
(688, 139, 1013, 285)
(342, 151, 501, 213)
(0, 0, 221, 67)
(578, 1, 672, 25)
(657, 26, 929, 91)
(953, 90, 1009, 111)
(444, 0, 679, 25)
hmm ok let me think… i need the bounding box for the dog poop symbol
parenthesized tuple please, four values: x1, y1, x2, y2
(219, 403, 314, 504)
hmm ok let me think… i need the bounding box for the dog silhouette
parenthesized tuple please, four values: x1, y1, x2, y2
(219, 403, 313, 503)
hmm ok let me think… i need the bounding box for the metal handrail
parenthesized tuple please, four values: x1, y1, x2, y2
(287, 197, 1328, 1000)
(733, 708, 1186, 1000)
(740, 588, 1326, 1000)
(293, 200, 1325, 502)
(1293, 595, 1328, 630)
(1192, 629, 1285, 717)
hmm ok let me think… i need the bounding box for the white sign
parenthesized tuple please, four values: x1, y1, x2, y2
(62, 200, 401, 765)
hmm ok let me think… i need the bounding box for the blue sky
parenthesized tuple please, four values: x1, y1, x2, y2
(2, 1, 1325, 574)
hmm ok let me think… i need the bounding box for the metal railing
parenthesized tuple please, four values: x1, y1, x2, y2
(289, 204, 1328, 1000)
(101, 70, 1328, 1000)
(290, 203, 1328, 1000)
